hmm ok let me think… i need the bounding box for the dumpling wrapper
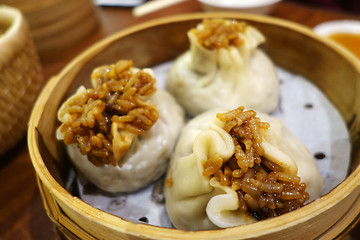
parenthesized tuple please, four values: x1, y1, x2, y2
(166, 20, 280, 116)
(56, 69, 185, 193)
(164, 109, 324, 230)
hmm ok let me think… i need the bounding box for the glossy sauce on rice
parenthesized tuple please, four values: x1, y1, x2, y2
(58, 60, 159, 167)
(191, 18, 247, 50)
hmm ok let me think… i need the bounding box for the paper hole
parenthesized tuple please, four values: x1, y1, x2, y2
(138, 217, 149, 223)
(304, 103, 313, 109)
(314, 152, 326, 160)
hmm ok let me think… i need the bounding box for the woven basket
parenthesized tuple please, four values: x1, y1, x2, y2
(0, 5, 43, 155)
(2, 0, 98, 56)
(28, 13, 360, 239)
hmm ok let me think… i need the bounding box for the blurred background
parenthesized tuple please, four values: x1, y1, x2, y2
(285, 0, 360, 14)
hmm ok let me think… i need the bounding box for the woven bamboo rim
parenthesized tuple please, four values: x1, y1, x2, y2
(28, 12, 360, 239)
(0, 5, 43, 155)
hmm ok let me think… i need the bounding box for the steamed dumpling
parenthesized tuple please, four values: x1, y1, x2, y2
(164, 107, 323, 230)
(166, 18, 280, 117)
(56, 60, 185, 192)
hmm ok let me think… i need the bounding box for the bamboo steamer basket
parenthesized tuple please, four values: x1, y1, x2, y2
(28, 13, 360, 239)
(0, 5, 43, 155)
(1, 0, 99, 56)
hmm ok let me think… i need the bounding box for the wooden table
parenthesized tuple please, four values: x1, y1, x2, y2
(1, 1, 359, 239)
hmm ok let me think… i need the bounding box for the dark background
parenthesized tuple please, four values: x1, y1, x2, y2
(286, 0, 360, 14)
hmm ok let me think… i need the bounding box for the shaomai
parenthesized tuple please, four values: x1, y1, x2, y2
(166, 18, 279, 116)
(164, 106, 323, 230)
(56, 60, 185, 193)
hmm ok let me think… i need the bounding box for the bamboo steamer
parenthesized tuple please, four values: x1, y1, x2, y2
(2, 0, 99, 56)
(28, 13, 360, 239)
(0, 5, 43, 155)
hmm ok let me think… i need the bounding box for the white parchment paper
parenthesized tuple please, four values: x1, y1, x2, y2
(72, 61, 351, 228)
